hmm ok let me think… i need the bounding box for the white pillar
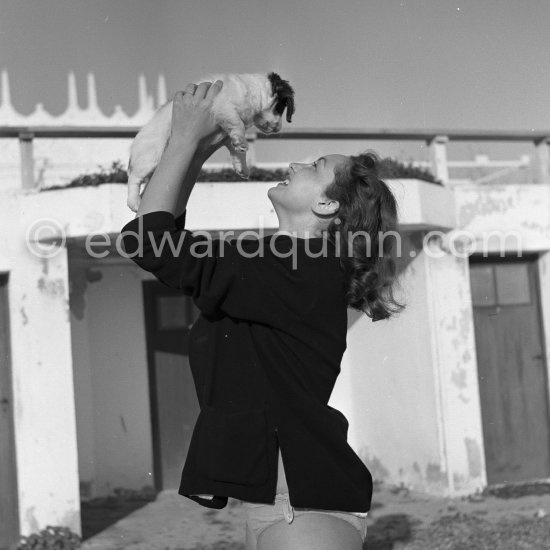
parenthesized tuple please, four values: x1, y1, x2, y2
(423, 233, 487, 495)
(537, 251, 550, 414)
(19, 132, 35, 190)
(535, 138, 550, 184)
(157, 74, 168, 106)
(0, 68, 21, 123)
(9, 214, 80, 535)
(85, 72, 103, 120)
(62, 71, 81, 123)
(428, 135, 450, 186)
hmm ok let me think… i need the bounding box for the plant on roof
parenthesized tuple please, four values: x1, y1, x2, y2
(43, 157, 440, 191)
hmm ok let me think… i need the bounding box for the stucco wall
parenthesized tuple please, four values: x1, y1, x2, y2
(454, 183, 550, 254)
(330, 233, 445, 492)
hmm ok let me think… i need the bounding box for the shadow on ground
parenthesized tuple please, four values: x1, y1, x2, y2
(81, 490, 156, 540)
(363, 513, 415, 550)
(79, 482, 550, 549)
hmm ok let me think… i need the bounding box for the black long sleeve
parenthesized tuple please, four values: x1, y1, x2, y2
(121, 210, 320, 327)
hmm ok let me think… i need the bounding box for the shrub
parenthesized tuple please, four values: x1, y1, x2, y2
(44, 157, 440, 191)
(15, 525, 81, 550)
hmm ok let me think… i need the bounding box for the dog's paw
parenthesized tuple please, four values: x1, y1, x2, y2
(231, 136, 248, 153)
(235, 167, 249, 180)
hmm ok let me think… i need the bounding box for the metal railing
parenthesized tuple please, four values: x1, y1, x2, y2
(0, 126, 549, 189)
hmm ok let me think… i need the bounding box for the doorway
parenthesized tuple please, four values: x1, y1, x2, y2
(143, 282, 200, 491)
(469, 254, 550, 484)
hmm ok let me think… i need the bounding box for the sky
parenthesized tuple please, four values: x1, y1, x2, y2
(1, 0, 550, 163)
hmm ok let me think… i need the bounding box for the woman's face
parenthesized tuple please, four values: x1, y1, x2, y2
(268, 154, 348, 217)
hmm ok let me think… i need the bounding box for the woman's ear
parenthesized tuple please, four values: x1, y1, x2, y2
(312, 198, 339, 216)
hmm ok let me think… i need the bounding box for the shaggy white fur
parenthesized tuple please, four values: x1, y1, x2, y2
(126, 72, 294, 212)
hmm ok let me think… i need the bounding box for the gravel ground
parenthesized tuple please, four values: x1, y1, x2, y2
(366, 482, 550, 550)
(395, 513, 550, 550)
(81, 482, 550, 550)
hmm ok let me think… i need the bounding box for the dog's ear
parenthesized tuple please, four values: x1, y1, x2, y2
(285, 95, 295, 123)
(268, 72, 295, 123)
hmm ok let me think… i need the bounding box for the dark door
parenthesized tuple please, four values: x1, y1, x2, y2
(143, 282, 200, 491)
(469, 255, 550, 484)
(0, 273, 19, 549)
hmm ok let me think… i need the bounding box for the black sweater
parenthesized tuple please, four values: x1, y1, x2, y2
(120, 210, 373, 512)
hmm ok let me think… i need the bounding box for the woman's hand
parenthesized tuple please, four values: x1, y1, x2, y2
(170, 80, 224, 145)
(135, 81, 224, 217)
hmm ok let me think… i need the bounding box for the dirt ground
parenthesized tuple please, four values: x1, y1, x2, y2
(80, 482, 550, 550)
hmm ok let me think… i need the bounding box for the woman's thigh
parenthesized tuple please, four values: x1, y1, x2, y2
(257, 512, 364, 550)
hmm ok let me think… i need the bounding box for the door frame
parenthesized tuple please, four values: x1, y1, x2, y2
(469, 252, 550, 483)
(142, 281, 195, 491)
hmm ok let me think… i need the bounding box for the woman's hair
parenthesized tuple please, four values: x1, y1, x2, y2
(324, 151, 406, 321)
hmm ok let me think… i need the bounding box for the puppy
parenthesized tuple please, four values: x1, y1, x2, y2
(127, 72, 295, 212)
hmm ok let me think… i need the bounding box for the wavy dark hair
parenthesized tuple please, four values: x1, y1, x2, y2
(324, 151, 406, 321)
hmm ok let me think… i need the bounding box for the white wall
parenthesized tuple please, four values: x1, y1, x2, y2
(454, 183, 550, 254)
(331, 234, 445, 491)
(330, 228, 487, 496)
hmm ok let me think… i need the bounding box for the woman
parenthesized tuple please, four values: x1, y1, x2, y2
(121, 81, 404, 550)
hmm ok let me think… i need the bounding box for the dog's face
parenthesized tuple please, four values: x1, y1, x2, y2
(253, 109, 283, 134)
(253, 72, 295, 134)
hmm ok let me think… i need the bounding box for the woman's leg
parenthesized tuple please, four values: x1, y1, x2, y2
(257, 512, 364, 550)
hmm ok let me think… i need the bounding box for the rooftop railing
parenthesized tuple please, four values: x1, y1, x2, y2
(0, 126, 549, 189)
